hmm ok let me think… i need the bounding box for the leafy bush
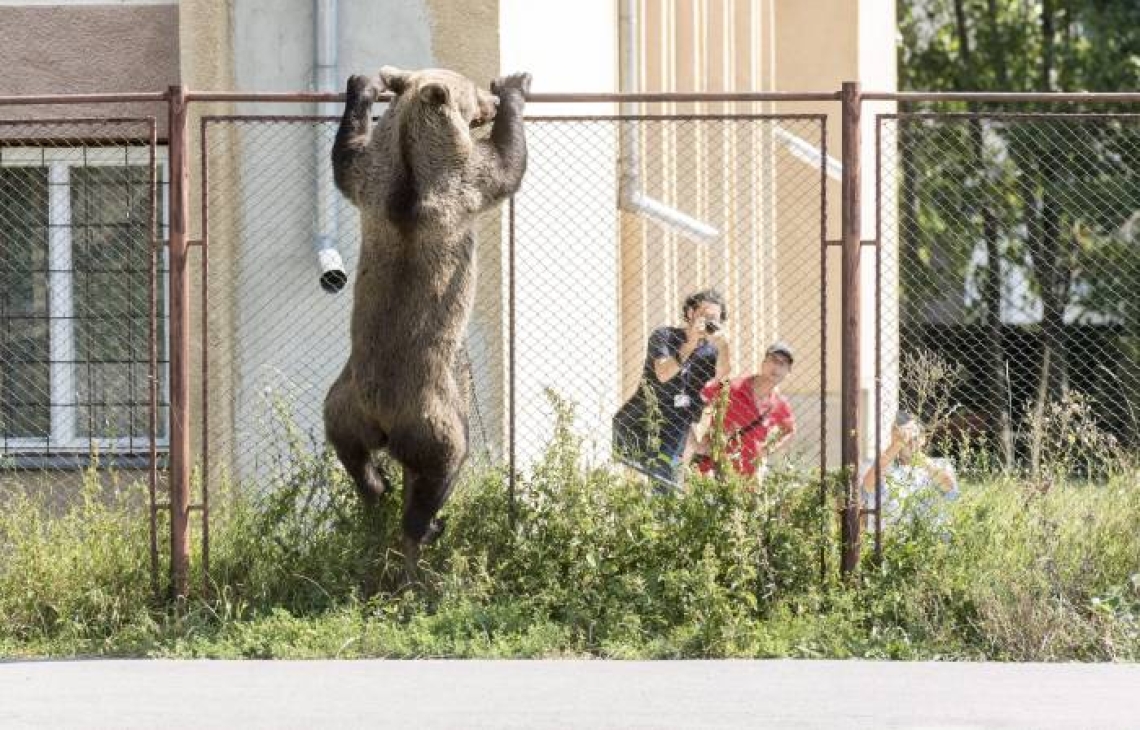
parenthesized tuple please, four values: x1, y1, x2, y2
(1, 395, 1137, 660)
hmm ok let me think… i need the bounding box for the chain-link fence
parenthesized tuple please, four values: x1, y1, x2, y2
(518, 113, 828, 488)
(198, 107, 831, 502)
(872, 109, 1140, 550)
(3, 90, 1138, 593)
(199, 112, 506, 501)
(878, 113, 1140, 461)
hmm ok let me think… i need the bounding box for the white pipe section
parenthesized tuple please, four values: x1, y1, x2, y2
(774, 125, 843, 181)
(314, 0, 347, 293)
(618, 0, 719, 244)
(624, 190, 721, 242)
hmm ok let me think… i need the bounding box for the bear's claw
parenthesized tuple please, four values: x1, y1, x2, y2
(491, 72, 532, 97)
(347, 74, 381, 103)
(421, 517, 447, 546)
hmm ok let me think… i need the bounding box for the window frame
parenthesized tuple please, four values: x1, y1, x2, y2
(0, 144, 170, 457)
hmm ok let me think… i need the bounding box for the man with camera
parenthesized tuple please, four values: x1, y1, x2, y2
(612, 289, 732, 490)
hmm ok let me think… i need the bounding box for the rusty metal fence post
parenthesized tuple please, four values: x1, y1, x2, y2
(167, 85, 192, 598)
(840, 82, 863, 575)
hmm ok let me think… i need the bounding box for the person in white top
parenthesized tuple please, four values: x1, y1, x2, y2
(860, 411, 958, 528)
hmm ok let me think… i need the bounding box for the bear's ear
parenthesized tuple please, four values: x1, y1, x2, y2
(379, 66, 411, 94)
(418, 82, 450, 107)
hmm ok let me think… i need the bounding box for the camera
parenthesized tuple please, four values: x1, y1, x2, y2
(704, 320, 721, 335)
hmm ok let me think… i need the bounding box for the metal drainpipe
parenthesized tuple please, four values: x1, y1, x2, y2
(314, 0, 347, 293)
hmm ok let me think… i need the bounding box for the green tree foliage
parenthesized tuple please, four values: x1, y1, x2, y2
(901, 1, 1140, 94)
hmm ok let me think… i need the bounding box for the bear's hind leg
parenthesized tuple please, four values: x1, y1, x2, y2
(399, 465, 460, 580)
(388, 409, 468, 579)
(329, 429, 390, 504)
(324, 383, 389, 503)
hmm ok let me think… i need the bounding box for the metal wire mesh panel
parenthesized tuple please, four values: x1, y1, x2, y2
(878, 113, 1140, 478)
(517, 114, 827, 487)
(199, 111, 828, 497)
(0, 118, 165, 499)
(200, 115, 503, 496)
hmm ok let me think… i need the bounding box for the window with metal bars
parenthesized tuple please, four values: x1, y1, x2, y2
(0, 146, 168, 466)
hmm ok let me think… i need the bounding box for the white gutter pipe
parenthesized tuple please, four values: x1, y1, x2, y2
(618, 0, 719, 244)
(314, 0, 347, 293)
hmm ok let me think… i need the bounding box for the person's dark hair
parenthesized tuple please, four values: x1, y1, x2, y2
(682, 289, 727, 322)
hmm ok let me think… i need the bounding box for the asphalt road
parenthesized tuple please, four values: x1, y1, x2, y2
(2, 659, 1138, 729)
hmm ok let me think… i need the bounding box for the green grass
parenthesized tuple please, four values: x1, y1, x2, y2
(2, 404, 1138, 661)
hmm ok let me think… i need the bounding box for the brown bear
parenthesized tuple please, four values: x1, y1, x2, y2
(324, 66, 530, 576)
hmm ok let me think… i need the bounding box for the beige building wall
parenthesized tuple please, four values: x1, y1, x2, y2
(623, 0, 896, 466)
(178, 0, 236, 501)
(0, 3, 178, 127)
(776, 0, 898, 461)
(628, 0, 786, 386)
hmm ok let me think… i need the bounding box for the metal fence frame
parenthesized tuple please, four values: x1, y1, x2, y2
(2, 85, 1138, 598)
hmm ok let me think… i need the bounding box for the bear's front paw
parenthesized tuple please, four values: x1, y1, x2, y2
(346, 74, 381, 103)
(491, 72, 532, 98)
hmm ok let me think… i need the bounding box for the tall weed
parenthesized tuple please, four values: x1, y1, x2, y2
(0, 463, 154, 652)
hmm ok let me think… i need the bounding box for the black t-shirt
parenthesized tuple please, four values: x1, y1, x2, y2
(613, 326, 721, 466)
(641, 325, 719, 440)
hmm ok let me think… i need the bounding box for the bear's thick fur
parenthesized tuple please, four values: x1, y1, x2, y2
(324, 66, 529, 574)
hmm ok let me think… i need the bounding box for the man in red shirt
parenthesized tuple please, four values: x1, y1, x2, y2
(689, 341, 797, 484)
